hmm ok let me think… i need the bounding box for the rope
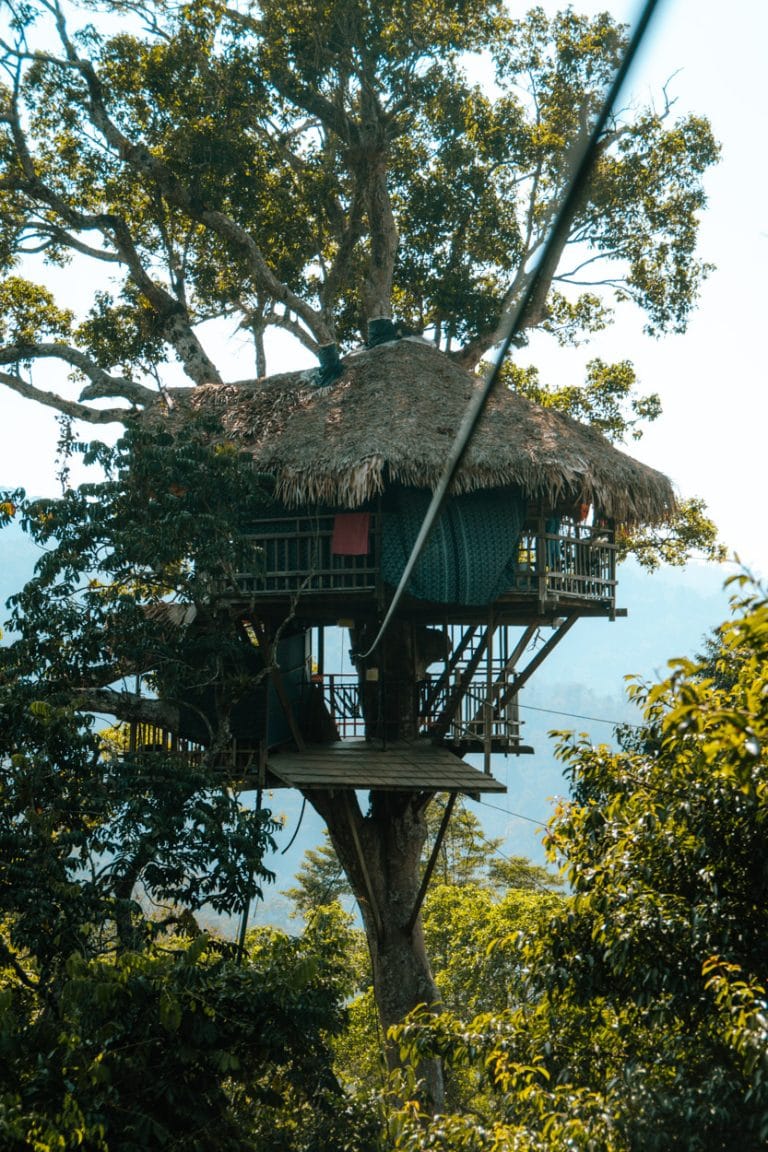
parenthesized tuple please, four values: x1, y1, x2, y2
(281, 794, 307, 854)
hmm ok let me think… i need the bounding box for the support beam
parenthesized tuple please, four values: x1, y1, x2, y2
(484, 608, 494, 774)
(497, 614, 578, 710)
(501, 624, 539, 687)
(469, 622, 537, 732)
(406, 792, 457, 935)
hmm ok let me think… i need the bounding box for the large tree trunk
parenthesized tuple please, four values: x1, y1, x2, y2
(308, 619, 446, 1111)
(309, 787, 444, 1112)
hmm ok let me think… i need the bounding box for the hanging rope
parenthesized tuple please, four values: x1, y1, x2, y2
(356, 0, 665, 661)
(281, 794, 307, 854)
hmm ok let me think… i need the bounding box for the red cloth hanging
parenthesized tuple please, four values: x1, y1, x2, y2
(331, 512, 371, 555)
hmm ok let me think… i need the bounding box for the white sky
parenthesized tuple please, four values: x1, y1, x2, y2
(0, 0, 766, 575)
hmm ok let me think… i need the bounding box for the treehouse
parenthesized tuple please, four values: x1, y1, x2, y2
(143, 336, 674, 796)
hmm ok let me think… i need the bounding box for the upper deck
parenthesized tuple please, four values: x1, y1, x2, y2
(231, 507, 619, 625)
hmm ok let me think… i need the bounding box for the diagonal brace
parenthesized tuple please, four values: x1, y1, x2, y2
(406, 792, 458, 935)
(497, 614, 578, 712)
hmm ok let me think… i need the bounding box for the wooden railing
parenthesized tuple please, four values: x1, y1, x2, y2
(512, 519, 616, 604)
(321, 673, 366, 738)
(421, 679, 524, 752)
(236, 513, 379, 596)
(317, 672, 525, 751)
(234, 513, 616, 605)
(122, 723, 261, 775)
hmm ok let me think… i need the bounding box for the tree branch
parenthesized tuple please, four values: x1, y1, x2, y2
(18, 223, 121, 262)
(554, 249, 624, 279)
(319, 176, 366, 329)
(222, 6, 354, 144)
(36, 3, 333, 346)
(355, 95, 398, 322)
(1, 74, 223, 386)
(456, 112, 628, 369)
(259, 306, 319, 356)
(0, 342, 155, 405)
(99, 214, 224, 385)
(0, 369, 129, 423)
(74, 687, 181, 729)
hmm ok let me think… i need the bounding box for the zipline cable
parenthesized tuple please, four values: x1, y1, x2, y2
(477, 797, 548, 828)
(357, 0, 665, 661)
(519, 702, 644, 728)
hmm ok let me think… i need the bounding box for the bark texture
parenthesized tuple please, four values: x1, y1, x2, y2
(309, 619, 445, 1110)
(310, 787, 445, 1112)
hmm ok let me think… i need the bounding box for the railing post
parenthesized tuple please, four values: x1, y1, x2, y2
(536, 505, 548, 606)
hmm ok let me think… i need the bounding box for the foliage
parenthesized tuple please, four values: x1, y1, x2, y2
(240, 908, 381, 1152)
(423, 883, 562, 1019)
(486, 855, 562, 893)
(0, 0, 725, 563)
(503, 357, 662, 445)
(0, 421, 280, 951)
(617, 496, 727, 570)
(0, 427, 373, 1147)
(0, 0, 725, 566)
(0, 0, 717, 388)
(423, 798, 504, 888)
(387, 577, 768, 1149)
(0, 925, 369, 1152)
(283, 830, 352, 917)
(283, 840, 563, 1108)
(288, 868, 563, 1111)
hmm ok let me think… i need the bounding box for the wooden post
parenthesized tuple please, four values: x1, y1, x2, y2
(484, 609, 494, 774)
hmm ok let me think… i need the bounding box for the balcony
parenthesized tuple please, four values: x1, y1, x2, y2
(232, 509, 617, 621)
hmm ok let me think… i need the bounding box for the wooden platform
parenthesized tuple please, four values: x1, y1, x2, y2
(266, 740, 506, 793)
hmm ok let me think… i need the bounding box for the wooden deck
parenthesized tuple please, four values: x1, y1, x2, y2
(231, 512, 618, 625)
(265, 739, 506, 793)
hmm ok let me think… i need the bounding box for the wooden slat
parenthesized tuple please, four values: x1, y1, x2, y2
(266, 740, 506, 792)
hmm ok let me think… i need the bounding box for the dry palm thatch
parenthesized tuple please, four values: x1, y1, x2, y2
(165, 338, 674, 524)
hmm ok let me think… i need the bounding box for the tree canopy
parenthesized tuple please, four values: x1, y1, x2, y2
(0, 0, 717, 407)
(0, 2, 741, 1141)
(0, 0, 726, 565)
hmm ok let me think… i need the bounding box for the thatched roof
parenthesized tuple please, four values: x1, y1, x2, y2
(168, 338, 674, 524)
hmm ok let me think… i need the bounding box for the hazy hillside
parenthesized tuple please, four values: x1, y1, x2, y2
(0, 519, 40, 621)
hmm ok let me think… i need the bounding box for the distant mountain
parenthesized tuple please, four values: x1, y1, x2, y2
(0, 519, 40, 626)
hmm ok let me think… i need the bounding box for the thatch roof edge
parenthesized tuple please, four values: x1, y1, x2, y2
(270, 454, 675, 523)
(158, 340, 676, 526)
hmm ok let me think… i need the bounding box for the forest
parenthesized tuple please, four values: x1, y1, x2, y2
(2, 466, 767, 1148)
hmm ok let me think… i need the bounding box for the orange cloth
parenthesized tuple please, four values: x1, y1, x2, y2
(331, 512, 371, 555)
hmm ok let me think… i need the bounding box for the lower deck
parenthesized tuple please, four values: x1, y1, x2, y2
(120, 726, 506, 794)
(265, 739, 506, 793)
